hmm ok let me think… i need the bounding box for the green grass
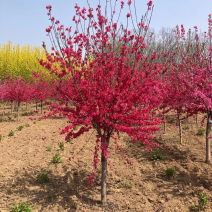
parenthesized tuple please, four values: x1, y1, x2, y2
(151, 150, 165, 161)
(8, 130, 14, 136)
(17, 125, 24, 131)
(36, 170, 50, 184)
(51, 153, 63, 163)
(46, 146, 52, 152)
(10, 202, 34, 212)
(123, 177, 134, 189)
(165, 167, 176, 178)
(192, 193, 208, 211)
(197, 128, 205, 136)
(58, 142, 64, 151)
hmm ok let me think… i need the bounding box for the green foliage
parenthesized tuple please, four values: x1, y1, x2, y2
(182, 125, 190, 130)
(192, 193, 208, 211)
(46, 146, 52, 152)
(10, 202, 34, 212)
(22, 111, 34, 116)
(0, 117, 3, 122)
(14, 113, 17, 118)
(66, 138, 73, 144)
(25, 123, 30, 127)
(8, 130, 14, 136)
(58, 142, 64, 151)
(204, 114, 208, 118)
(151, 150, 165, 160)
(0, 134, 2, 141)
(123, 177, 134, 189)
(17, 125, 24, 131)
(51, 153, 63, 163)
(33, 121, 36, 124)
(36, 170, 50, 184)
(197, 128, 205, 136)
(165, 167, 176, 178)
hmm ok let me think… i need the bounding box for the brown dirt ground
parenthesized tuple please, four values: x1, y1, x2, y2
(0, 103, 212, 212)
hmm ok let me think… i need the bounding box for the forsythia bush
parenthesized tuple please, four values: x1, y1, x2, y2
(0, 41, 52, 82)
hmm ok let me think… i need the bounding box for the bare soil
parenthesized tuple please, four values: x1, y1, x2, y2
(0, 103, 212, 212)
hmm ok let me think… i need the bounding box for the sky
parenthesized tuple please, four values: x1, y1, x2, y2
(1, 0, 212, 48)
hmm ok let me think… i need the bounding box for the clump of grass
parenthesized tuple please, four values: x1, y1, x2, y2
(17, 125, 24, 131)
(165, 167, 176, 178)
(13, 113, 17, 118)
(197, 128, 205, 136)
(192, 193, 208, 211)
(204, 114, 208, 118)
(8, 116, 12, 121)
(51, 153, 63, 163)
(66, 138, 73, 144)
(151, 150, 165, 161)
(58, 142, 64, 151)
(25, 123, 30, 127)
(36, 170, 50, 184)
(182, 125, 190, 130)
(10, 202, 34, 212)
(33, 121, 36, 124)
(0, 117, 3, 122)
(46, 146, 52, 152)
(0, 134, 2, 141)
(8, 130, 14, 136)
(123, 177, 134, 189)
(22, 111, 34, 116)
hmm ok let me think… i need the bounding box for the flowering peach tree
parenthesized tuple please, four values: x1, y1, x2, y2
(41, 0, 163, 205)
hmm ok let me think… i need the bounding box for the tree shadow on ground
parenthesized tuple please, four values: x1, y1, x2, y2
(121, 135, 212, 201)
(0, 165, 119, 211)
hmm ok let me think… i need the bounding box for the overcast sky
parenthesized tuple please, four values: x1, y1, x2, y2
(1, 0, 212, 48)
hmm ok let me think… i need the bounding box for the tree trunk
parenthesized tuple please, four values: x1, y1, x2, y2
(26, 102, 28, 111)
(206, 110, 212, 164)
(196, 114, 198, 124)
(163, 108, 166, 132)
(41, 100, 43, 114)
(178, 114, 182, 144)
(3, 101, 5, 117)
(36, 101, 38, 110)
(101, 136, 110, 206)
(101, 150, 107, 206)
(17, 102, 20, 121)
(11, 101, 14, 114)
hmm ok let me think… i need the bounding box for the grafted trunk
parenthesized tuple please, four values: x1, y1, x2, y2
(206, 110, 212, 164)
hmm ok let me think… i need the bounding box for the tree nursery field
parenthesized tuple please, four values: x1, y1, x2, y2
(1, 0, 212, 211)
(0, 104, 211, 212)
